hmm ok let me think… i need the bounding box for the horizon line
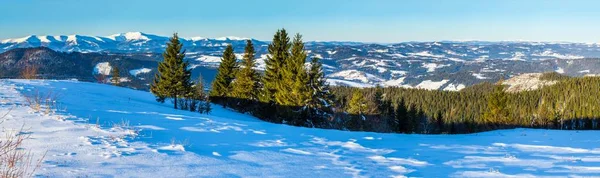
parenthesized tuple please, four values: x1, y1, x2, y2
(2, 31, 599, 45)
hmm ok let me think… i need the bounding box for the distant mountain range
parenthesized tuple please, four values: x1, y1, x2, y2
(2, 32, 600, 90)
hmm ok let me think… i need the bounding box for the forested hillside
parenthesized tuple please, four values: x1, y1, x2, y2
(331, 74, 600, 133)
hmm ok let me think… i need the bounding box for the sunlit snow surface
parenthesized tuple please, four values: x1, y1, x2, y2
(2, 79, 600, 177)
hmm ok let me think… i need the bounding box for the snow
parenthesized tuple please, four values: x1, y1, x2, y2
(390, 70, 408, 76)
(52, 35, 65, 42)
(445, 50, 467, 57)
(2, 79, 600, 177)
(66, 35, 78, 43)
(129, 68, 152, 76)
(190, 36, 207, 41)
(532, 50, 584, 59)
(123, 32, 149, 40)
(1, 35, 32, 43)
(507, 52, 526, 61)
(196, 55, 222, 63)
(502, 73, 558, 92)
(106, 32, 150, 41)
(579, 70, 590, 73)
(472, 73, 489, 79)
(329, 70, 369, 83)
(372, 49, 388, 53)
(374, 66, 388, 73)
(382, 77, 408, 87)
(390, 53, 406, 58)
(37, 36, 51, 43)
(159, 144, 186, 152)
(329, 70, 382, 83)
(116, 77, 131, 83)
(408, 51, 445, 58)
(93, 62, 112, 75)
(313, 53, 323, 59)
(326, 79, 374, 88)
(215, 36, 250, 41)
(416, 80, 449, 90)
(443, 83, 466, 91)
(254, 54, 268, 70)
(421, 63, 448, 72)
(555, 67, 565, 74)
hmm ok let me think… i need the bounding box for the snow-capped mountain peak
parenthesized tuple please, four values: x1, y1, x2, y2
(66, 35, 79, 42)
(189, 36, 207, 41)
(106, 32, 151, 41)
(1, 35, 37, 43)
(215, 36, 250, 41)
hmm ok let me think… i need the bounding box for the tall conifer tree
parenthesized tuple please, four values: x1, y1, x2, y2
(210, 44, 238, 104)
(230, 40, 260, 101)
(260, 29, 291, 103)
(484, 84, 509, 127)
(306, 57, 334, 126)
(150, 33, 192, 109)
(275, 33, 309, 107)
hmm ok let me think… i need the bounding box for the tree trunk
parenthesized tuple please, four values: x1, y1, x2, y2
(174, 96, 178, 109)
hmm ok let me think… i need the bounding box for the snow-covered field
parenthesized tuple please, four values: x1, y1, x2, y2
(2, 79, 600, 177)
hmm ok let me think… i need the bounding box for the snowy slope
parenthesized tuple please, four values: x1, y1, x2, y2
(2, 80, 600, 177)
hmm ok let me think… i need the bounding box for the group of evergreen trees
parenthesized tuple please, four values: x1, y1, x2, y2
(208, 29, 334, 128)
(331, 74, 600, 134)
(150, 33, 211, 114)
(146, 31, 600, 134)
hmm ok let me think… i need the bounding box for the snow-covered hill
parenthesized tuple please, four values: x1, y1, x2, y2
(2, 79, 600, 177)
(502, 73, 559, 92)
(3, 33, 600, 90)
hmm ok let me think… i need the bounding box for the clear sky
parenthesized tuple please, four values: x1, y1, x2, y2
(1, 0, 599, 43)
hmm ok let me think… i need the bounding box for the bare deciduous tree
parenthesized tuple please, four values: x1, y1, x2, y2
(20, 65, 38, 79)
(1, 110, 46, 177)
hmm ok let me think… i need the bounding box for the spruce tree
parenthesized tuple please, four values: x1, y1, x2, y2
(484, 84, 508, 127)
(347, 90, 368, 130)
(275, 33, 309, 107)
(150, 33, 192, 109)
(230, 40, 260, 103)
(210, 44, 238, 104)
(306, 57, 334, 126)
(395, 99, 409, 133)
(348, 90, 367, 118)
(110, 65, 120, 86)
(260, 29, 291, 103)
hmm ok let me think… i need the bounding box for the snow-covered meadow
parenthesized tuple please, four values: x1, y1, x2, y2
(1, 79, 600, 177)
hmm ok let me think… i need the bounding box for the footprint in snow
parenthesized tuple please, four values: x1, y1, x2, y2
(52, 152, 77, 157)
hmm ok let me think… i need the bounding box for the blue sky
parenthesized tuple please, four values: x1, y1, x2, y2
(1, 0, 599, 43)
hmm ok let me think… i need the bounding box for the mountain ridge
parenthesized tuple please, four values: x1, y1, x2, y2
(3, 32, 600, 90)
